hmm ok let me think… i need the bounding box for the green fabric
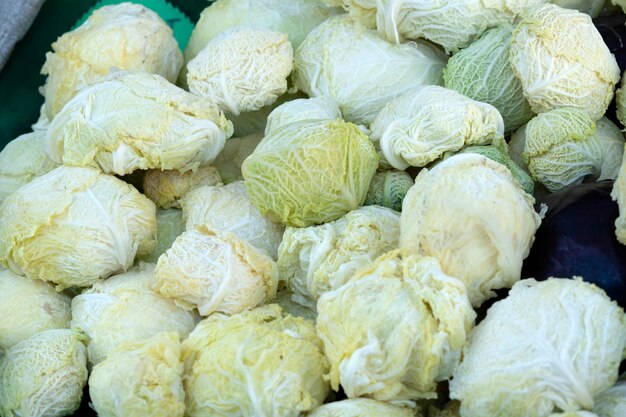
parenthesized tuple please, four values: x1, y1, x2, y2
(0, 0, 208, 148)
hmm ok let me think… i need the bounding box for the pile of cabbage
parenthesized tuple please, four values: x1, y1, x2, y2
(1, 1, 626, 417)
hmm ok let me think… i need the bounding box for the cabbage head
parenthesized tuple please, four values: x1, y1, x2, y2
(0, 130, 59, 204)
(89, 332, 185, 417)
(265, 97, 342, 135)
(374, 0, 543, 53)
(510, 4, 620, 121)
(139, 208, 186, 264)
(213, 134, 263, 184)
(510, 110, 625, 192)
(370, 85, 504, 170)
(443, 25, 534, 133)
(0, 269, 71, 350)
(450, 278, 626, 417)
(155, 226, 279, 316)
(316, 250, 476, 404)
(181, 181, 284, 259)
(46, 71, 233, 176)
(400, 154, 541, 307)
(70, 263, 197, 365)
(187, 28, 293, 115)
(182, 304, 330, 417)
(242, 119, 379, 227)
(307, 398, 417, 417)
(293, 16, 447, 126)
(0, 329, 88, 417)
(41, 3, 183, 119)
(143, 165, 222, 209)
(184, 0, 339, 64)
(278, 206, 400, 308)
(0, 166, 156, 289)
(551, 0, 607, 17)
(364, 170, 414, 212)
(593, 375, 626, 417)
(612, 146, 626, 245)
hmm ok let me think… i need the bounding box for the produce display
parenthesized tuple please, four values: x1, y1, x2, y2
(1, 1, 626, 416)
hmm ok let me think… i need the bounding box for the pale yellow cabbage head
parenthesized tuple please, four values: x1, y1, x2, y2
(0, 166, 156, 290)
(316, 250, 475, 405)
(89, 332, 185, 417)
(41, 3, 183, 119)
(370, 85, 505, 170)
(0, 130, 59, 204)
(364, 170, 414, 212)
(212, 133, 264, 184)
(375, 0, 544, 53)
(265, 97, 342, 135)
(612, 146, 626, 245)
(46, 71, 233, 176)
(400, 154, 541, 307)
(181, 181, 285, 259)
(139, 208, 186, 264)
(510, 110, 625, 192)
(593, 375, 626, 417)
(278, 205, 400, 308)
(0, 269, 71, 350)
(450, 278, 626, 417)
(143, 165, 222, 209)
(187, 28, 293, 115)
(509, 4, 620, 120)
(293, 16, 447, 125)
(307, 398, 418, 417)
(70, 263, 197, 365)
(182, 304, 330, 417)
(155, 226, 279, 316)
(0, 329, 88, 417)
(242, 119, 379, 227)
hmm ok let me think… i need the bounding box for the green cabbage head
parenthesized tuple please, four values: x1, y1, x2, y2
(364, 170, 414, 212)
(444, 25, 534, 134)
(0, 329, 88, 417)
(242, 119, 379, 227)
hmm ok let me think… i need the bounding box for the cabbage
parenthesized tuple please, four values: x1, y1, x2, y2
(316, 250, 475, 404)
(70, 263, 197, 365)
(181, 181, 284, 259)
(450, 278, 626, 417)
(270, 289, 317, 322)
(612, 146, 626, 245)
(242, 119, 379, 227)
(443, 25, 534, 133)
(142, 165, 222, 209)
(155, 226, 279, 316)
(307, 398, 418, 417)
(374, 0, 544, 53)
(187, 28, 293, 115)
(593, 375, 626, 417)
(616, 73, 626, 129)
(551, 0, 607, 17)
(0, 130, 59, 204)
(510, 110, 625, 192)
(400, 154, 541, 307)
(0, 166, 156, 289)
(509, 4, 620, 121)
(0, 329, 88, 417)
(364, 170, 414, 212)
(139, 208, 186, 264)
(325, 0, 377, 27)
(89, 332, 185, 417)
(213, 133, 264, 184)
(46, 71, 233, 176)
(293, 16, 447, 125)
(0, 269, 71, 350)
(41, 3, 182, 119)
(370, 85, 504, 170)
(182, 304, 329, 417)
(184, 0, 339, 64)
(265, 97, 342, 135)
(278, 205, 400, 308)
